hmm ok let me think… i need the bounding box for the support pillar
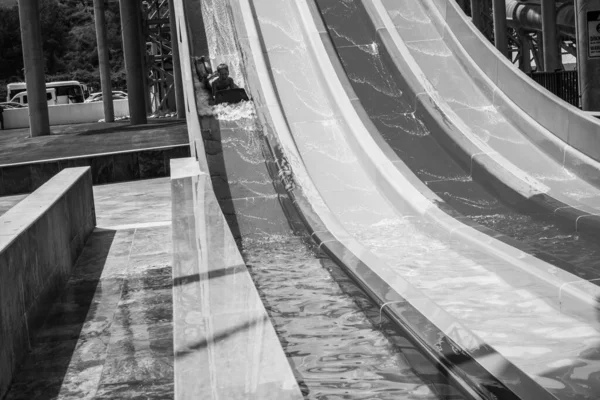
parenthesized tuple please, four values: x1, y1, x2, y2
(168, 0, 185, 119)
(541, 0, 560, 71)
(119, 0, 147, 124)
(575, 0, 600, 110)
(18, 0, 49, 136)
(470, 0, 483, 32)
(492, 0, 509, 57)
(93, 0, 114, 122)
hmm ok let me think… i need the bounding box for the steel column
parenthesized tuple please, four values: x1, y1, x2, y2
(18, 0, 50, 136)
(93, 0, 114, 122)
(119, 0, 147, 124)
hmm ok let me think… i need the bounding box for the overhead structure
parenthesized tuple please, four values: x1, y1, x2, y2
(142, 0, 184, 116)
(461, 0, 600, 110)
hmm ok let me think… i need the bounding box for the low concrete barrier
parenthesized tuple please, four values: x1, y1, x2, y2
(170, 157, 302, 399)
(3, 100, 130, 130)
(0, 167, 96, 398)
(169, 0, 303, 396)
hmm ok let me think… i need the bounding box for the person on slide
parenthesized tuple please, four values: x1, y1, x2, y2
(212, 63, 238, 98)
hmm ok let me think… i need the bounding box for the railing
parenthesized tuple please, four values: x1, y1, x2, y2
(527, 70, 580, 108)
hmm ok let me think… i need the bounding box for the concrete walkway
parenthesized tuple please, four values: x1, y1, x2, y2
(3, 178, 174, 400)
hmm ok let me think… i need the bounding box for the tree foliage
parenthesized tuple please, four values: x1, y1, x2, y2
(0, 0, 125, 100)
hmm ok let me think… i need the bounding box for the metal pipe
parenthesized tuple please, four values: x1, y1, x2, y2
(493, 0, 509, 57)
(119, 0, 147, 124)
(93, 0, 114, 122)
(18, 0, 50, 136)
(506, 0, 575, 38)
(168, 0, 185, 119)
(541, 0, 560, 71)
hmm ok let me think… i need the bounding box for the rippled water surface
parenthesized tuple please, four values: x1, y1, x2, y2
(201, 101, 466, 399)
(242, 237, 466, 400)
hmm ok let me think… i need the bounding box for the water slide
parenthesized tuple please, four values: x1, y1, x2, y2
(176, 0, 600, 398)
(176, 0, 472, 398)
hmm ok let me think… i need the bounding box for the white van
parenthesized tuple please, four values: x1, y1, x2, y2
(10, 88, 57, 106)
(7, 81, 85, 105)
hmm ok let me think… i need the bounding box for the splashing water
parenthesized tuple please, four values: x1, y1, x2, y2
(213, 100, 257, 121)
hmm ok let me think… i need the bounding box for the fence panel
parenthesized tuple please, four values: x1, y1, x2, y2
(527, 70, 580, 108)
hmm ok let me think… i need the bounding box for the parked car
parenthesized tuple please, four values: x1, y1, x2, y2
(85, 91, 128, 103)
(0, 102, 26, 109)
(9, 88, 58, 106)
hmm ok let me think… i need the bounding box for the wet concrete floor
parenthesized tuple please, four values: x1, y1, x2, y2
(2, 178, 174, 400)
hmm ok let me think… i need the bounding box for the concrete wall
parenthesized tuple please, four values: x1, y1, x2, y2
(0, 167, 96, 398)
(0, 145, 191, 196)
(3, 100, 130, 130)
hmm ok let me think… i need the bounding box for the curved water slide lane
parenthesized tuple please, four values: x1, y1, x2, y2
(373, 1, 600, 234)
(236, 0, 600, 399)
(379, 0, 600, 227)
(311, 0, 600, 398)
(178, 0, 473, 398)
(315, 0, 600, 288)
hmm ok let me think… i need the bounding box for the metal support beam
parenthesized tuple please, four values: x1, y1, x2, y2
(537, 33, 545, 71)
(493, 0, 509, 57)
(93, 0, 114, 122)
(168, 0, 185, 119)
(119, 0, 147, 124)
(519, 31, 532, 73)
(541, 0, 560, 71)
(18, 0, 50, 136)
(575, 0, 600, 110)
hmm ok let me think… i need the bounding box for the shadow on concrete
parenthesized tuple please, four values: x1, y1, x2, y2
(72, 119, 185, 137)
(200, 117, 242, 240)
(174, 314, 268, 358)
(173, 264, 245, 287)
(3, 229, 117, 399)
